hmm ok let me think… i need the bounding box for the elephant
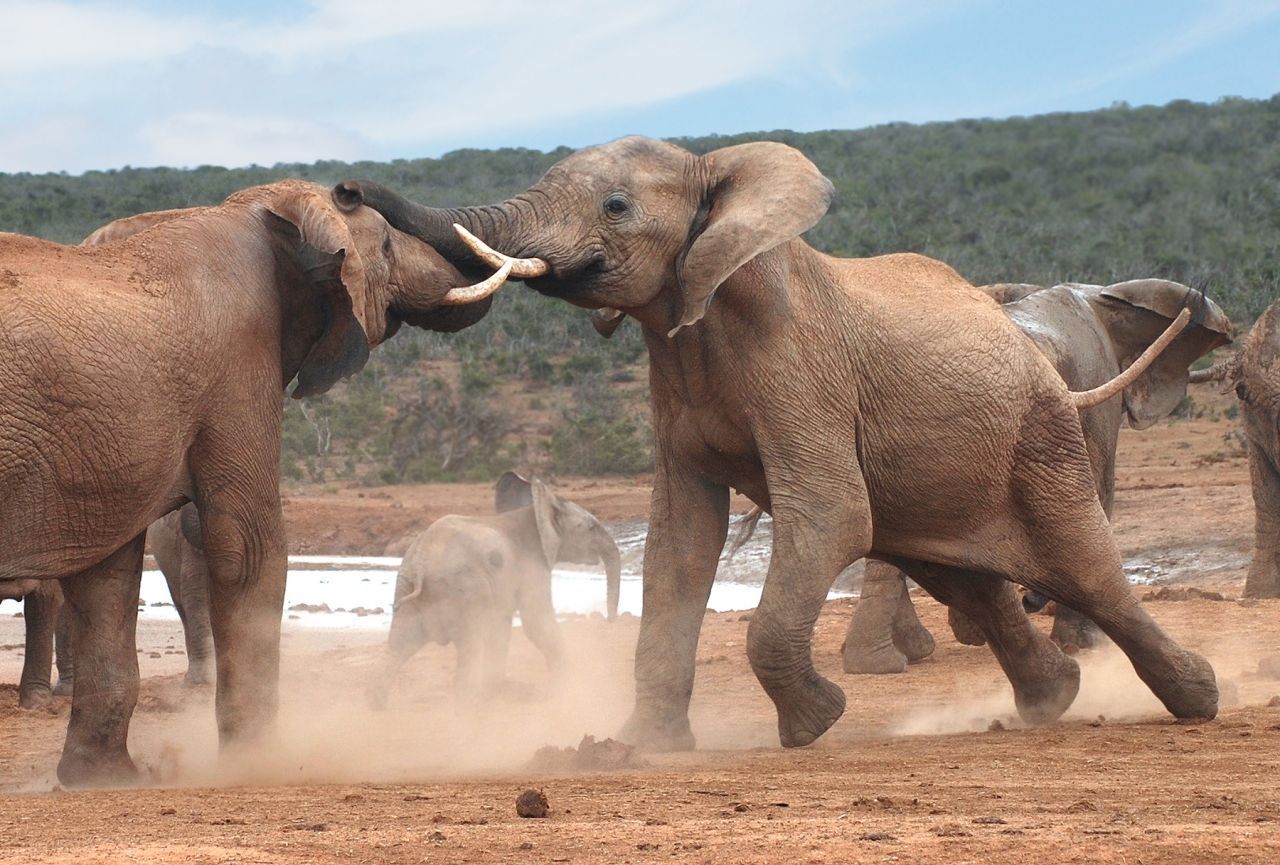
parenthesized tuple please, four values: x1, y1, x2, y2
(1189, 299, 1280, 598)
(0, 179, 510, 785)
(368, 473, 621, 706)
(0, 579, 66, 709)
(345, 135, 1219, 751)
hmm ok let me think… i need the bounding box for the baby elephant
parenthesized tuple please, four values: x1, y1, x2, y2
(368, 474, 621, 706)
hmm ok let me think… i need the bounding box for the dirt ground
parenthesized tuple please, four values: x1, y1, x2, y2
(3, 405, 1280, 864)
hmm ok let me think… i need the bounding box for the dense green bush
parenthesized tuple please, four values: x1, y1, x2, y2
(6, 94, 1278, 479)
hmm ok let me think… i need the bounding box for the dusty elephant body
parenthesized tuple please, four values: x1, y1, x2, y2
(837, 280, 1232, 672)
(0, 180, 504, 785)
(1191, 300, 1280, 598)
(369, 475, 621, 705)
(350, 135, 1219, 750)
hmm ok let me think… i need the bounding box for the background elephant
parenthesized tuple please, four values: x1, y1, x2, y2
(1190, 299, 1280, 598)
(838, 279, 1231, 672)
(0, 180, 505, 785)
(347, 135, 1217, 752)
(369, 473, 621, 706)
(0, 579, 66, 709)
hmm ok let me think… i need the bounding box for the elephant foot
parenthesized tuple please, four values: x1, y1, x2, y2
(893, 621, 936, 664)
(1152, 649, 1219, 720)
(56, 746, 139, 789)
(1049, 606, 1107, 652)
(841, 638, 907, 674)
(948, 608, 987, 647)
(182, 666, 214, 688)
(18, 686, 53, 711)
(1243, 565, 1280, 599)
(52, 678, 74, 698)
(773, 675, 846, 748)
(618, 708, 696, 752)
(1012, 651, 1080, 726)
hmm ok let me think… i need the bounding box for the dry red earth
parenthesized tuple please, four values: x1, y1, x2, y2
(3, 404, 1280, 864)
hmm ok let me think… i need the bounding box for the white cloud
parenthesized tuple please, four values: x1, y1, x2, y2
(0, 1, 202, 71)
(137, 112, 369, 168)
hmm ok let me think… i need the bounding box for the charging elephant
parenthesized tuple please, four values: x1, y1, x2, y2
(1190, 299, 1280, 598)
(346, 135, 1218, 751)
(368, 473, 621, 706)
(836, 280, 1232, 671)
(0, 180, 509, 785)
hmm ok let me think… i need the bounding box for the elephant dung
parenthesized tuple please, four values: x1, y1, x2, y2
(516, 788, 549, 818)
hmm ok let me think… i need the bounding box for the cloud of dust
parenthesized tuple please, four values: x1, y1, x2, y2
(125, 617, 639, 789)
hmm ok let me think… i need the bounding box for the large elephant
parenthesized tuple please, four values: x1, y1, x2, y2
(346, 135, 1218, 751)
(834, 280, 1232, 672)
(368, 473, 621, 706)
(0, 180, 507, 785)
(1190, 299, 1280, 598)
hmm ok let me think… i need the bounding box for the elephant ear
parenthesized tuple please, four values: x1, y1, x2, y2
(1092, 279, 1233, 428)
(671, 142, 834, 336)
(495, 470, 533, 513)
(531, 479, 564, 570)
(264, 187, 383, 398)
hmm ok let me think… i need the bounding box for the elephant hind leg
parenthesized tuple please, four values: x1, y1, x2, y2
(901, 561, 1080, 724)
(57, 535, 146, 787)
(19, 580, 61, 709)
(842, 562, 911, 674)
(891, 580, 935, 663)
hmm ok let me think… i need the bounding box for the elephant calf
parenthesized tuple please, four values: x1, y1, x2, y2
(369, 474, 621, 705)
(1190, 298, 1280, 598)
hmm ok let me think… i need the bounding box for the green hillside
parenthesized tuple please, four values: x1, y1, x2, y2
(3, 95, 1277, 482)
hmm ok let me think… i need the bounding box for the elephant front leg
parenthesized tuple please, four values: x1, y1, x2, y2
(57, 535, 146, 787)
(842, 562, 911, 674)
(1244, 442, 1280, 598)
(618, 462, 729, 752)
(201, 499, 287, 752)
(173, 549, 215, 687)
(750, 495, 868, 747)
(19, 580, 62, 709)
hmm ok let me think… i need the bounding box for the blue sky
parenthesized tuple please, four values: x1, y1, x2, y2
(2, 0, 1278, 174)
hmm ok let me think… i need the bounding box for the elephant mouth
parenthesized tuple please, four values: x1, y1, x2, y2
(523, 253, 609, 303)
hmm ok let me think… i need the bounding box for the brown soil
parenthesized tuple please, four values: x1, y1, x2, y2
(4, 402, 1278, 864)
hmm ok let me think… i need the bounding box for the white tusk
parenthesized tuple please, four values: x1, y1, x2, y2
(453, 223, 549, 278)
(438, 258, 513, 305)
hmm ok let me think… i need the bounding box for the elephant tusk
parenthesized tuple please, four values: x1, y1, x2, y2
(453, 223, 549, 278)
(438, 259, 513, 306)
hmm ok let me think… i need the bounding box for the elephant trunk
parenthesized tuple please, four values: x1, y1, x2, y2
(595, 528, 622, 621)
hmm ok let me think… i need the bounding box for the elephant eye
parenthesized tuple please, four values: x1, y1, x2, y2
(1236, 382, 1251, 403)
(603, 193, 630, 218)
(382, 234, 394, 257)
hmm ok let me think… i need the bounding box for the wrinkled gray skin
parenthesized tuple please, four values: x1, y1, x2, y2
(52, 504, 214, 693)
(368, 476, 621, 706)
(0, 181, 494, 786)
(349, 135, 1219, 750)
(841, 280, 1232, 672)
(1190, 300, 1280, 598)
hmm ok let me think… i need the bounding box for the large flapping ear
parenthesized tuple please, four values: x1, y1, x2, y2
(495, 470, 533, 513)
(531, 479, 564, 570)
(671, 142, 834, 336)
(1092, 279, 1233, 428)
(264, 187, 384, 397)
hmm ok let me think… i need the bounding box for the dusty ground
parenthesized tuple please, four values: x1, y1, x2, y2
(3, 405, 1280, 864)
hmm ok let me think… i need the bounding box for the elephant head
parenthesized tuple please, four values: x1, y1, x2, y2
(522, 477, 621, 620)
(340, 136, 833, 338)
(81, 181, 506, 398)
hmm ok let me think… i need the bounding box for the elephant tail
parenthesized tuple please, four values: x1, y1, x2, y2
(726, 507, 765, 561)
(1069, 306, 1191, 410)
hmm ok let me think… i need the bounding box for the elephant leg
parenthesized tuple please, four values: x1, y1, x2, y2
(517, 581, 564, 682)
(482, 612, 515, 692)
(947, 607, 988, 646)
(194, 446, 288, 752)
(1244, 441, 1280, 598)
(54, 595, 74, 696)
(618, 459, 729, 752)
(890, 578, 936, 663)
(173, 548, 215, 687)
(19, 580, 61, 709)
(902, 562, 1080, 725)
(453, 623, 485, 698)
(1048, 604, 1107, 652)
(56, 534, 145, 787)
(748, 487, 870, 748)
(841, 562, 909, 674)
